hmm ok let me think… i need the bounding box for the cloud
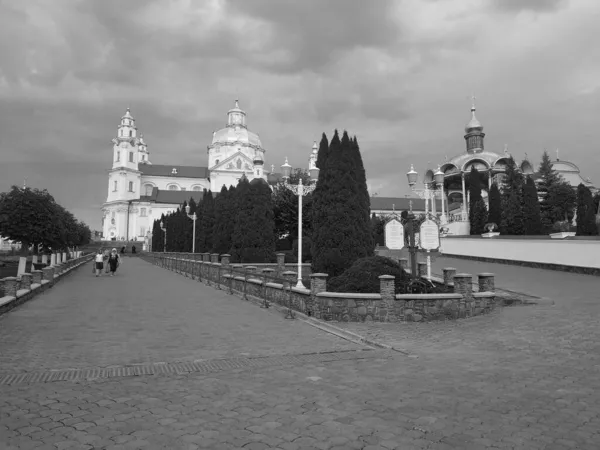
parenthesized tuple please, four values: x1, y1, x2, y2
(0, 0, 599, 230)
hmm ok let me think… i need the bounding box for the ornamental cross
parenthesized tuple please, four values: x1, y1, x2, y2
(409, 199, 413, 212)
(556, 148, 559, 161)
(471, 93, 476, 108)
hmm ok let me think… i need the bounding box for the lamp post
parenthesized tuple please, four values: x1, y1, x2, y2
(281, 146, 320, 289)
(160, 221, 167, 253)
(184, 205, 198, 253)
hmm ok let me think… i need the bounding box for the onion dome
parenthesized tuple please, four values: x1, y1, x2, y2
(465, 104, 482, 133)
(253, 150, 264, 166)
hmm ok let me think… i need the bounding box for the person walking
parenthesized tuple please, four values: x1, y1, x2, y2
(94, 250, 104, 277)
(104, 248, 110, 274)
(107, 248, 120, 276)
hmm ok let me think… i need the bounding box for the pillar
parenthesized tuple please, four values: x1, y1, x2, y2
(202, 253, 211, 262)
(41, 255, 48, 265)
(379, 275, 397, 322)
(461, 172, 467, 220)
(210, 253, 219, 263)
(20, 273, 32, 291)
(488, 170, 492, 189)
(220, 254, 231, 267)
(282, 271, 297, 285)
(261, 268, 274, 279)
(310, 273, 328, 319)
(443, 267, 457, 287)
(245, 266, 257, 274)
(4, 277, 18, 297)
(453, 273, 472, 298)
(418, 262, 427, 278)
(31, 270, 43, 285)
(478, 273, 495, 292)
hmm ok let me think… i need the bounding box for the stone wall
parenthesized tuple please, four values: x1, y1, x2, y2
(0, 252, 95, 317)
(147, 253, 497, 323)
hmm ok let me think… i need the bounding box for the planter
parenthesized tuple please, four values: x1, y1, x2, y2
(549, 232, 576, 239)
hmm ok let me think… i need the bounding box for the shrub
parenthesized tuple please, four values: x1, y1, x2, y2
(327, 256, 410, 294)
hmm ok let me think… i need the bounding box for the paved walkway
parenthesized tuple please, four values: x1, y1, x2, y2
(1, 257, 600, 449)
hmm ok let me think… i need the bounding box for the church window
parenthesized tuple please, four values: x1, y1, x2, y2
(140, 208, 146, 217)
(168, 185, 177, 191)
(192, 186, 202, 191)
(236, 159, 242, 169)
(116, 151, 120, 162)
(128, 181, 134, 192)
(113, 181, 118, 191)
(215, 159, 219, 165)
(129, 152, 134, 162)
(140, 226, 146, 237)
(144, 184, 153, 196)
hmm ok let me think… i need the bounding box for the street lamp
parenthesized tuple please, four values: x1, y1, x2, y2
(281, 143, 319, 289)
(407, 164, 445, 220)
(185, 205, 198, 253)
(160, 221, 167, 253)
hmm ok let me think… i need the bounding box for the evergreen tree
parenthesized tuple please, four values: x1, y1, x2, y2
(468, 166, 484, 234)
(522, 176, 543, 235)
(500, 156, 525, 235)
(350, 136, 371, 214)
(230, 177, 275, 263)
(538, 150, 562, 230)
(315, 132, 329, 170)
(212, 185, 236, 254)
(311, 130, 374, 277)
(272, 168, 313, 246)
(488, 182, 502, 229)
(371, 214, 385, 246)
(575, 184, 597, 236)
(200, 190, 215, 252)
(546, 182, 576, 226)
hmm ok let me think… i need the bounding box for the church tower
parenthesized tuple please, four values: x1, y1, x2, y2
(102, 108, 143, 240)
(464, 98, 485, 154)
(138, 134, 151, 165)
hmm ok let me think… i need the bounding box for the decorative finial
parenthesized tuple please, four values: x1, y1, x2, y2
(22, 177, 27, 189)
(235, 99, 239, 108)
(471, 93, 476, 111)
(524, 152, 528, 160)
(504, 144, 509, 156)
(556, 148, 559, 161)
(312, 141, 318, 152)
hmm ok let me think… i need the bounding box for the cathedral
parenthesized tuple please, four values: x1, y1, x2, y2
(101, 101, 268, 243)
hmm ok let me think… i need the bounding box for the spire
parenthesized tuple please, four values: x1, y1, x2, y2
(464, 96, 485, 154)
(227, 99, 246, 128)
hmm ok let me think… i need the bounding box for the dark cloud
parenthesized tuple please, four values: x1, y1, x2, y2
(490, 0, 568, 13)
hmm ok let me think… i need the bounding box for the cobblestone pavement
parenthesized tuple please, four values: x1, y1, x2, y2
(2, 257, 600, 448)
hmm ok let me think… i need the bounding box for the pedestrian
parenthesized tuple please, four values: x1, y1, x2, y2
(107, 248, 120, 276)
(104, 248, 110, 274)
(94, 249, 104, 277)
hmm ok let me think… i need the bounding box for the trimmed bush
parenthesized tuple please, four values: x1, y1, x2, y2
(327, 256, 411, 294)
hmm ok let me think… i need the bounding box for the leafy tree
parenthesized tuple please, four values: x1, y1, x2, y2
(522, 176, 543, 235)
(230, 177, 276, 263)
(315, 133, 329, 169)
(538, 150, 562, 230)
(311, 130, 373, 277)
(487, 182, 502, 228)
(500, 157, 525, 235)
(575, 184, 597, 236)
(272, 168, 313, 246)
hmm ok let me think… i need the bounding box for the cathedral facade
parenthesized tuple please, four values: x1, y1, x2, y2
(101, 101, 267, 243)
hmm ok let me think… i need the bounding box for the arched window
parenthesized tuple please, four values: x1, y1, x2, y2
(140, 208, 147, 217)
(168, 185, 178, 191)
(113, 181, 118, 191)
(116, 151, 120, 162)
(144, 184, 153, 196)
(192, 186, 202, 191)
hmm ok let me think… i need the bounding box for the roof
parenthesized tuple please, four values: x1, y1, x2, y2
(370, 197, 443, 212)
(140, 164, 209, 179)
(211, 126, 263, 148)
(139, 187, 209, 205)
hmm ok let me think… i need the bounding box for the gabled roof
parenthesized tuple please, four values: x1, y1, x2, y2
(370, 196, 443, 212)
(140, 164, 209, 179)
(139, 187, 210, 205)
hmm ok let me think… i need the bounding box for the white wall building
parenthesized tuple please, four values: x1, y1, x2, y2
(101, 101, 268, 243)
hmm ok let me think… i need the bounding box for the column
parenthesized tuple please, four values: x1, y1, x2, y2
(310, 273, 328, 319)
(379, 275, 397, 322)
(443, 267, 457, 287)
(461, 172, 467, 220)
(488, 170, 493, 189)
(478, 273, 495, 292)
(440, 183, 447, 223)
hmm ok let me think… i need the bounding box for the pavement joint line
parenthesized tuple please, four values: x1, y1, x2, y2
(0, 349, 387, 386)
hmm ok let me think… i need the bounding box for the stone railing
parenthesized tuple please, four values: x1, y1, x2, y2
(0, 252, 95, 316)
(145, 252, 496, 323)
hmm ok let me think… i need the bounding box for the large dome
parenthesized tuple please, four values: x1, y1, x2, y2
(210, 100, 263, 150)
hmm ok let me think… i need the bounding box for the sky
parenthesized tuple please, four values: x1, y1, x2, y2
(1, 0, 599, 230)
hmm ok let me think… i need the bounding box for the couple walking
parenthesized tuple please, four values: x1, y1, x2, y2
(94, 248, 120, 277)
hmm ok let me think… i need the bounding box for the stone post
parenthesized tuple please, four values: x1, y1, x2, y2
(309, 273, 328, 319)
(478, 273, 495, 292)
(418, 262, 427, 278)
(20, 273, 32, 291)
(262, 268, 274, 278)
(31, 270, 43, 285)
(42, 267, 55, 284)
(245, 266, 257, 274)
(32, 255, 38, 265)
(398, 258, 408, 271)
(379, 275, 397, 322)
(282, 271, 297, 285)
(220, 254, 231, 267)
(276, 253, 286, 276)
(443, 267, 457, 287)
(453, 273, 472, 297)
(210, 253, 219, 263)
(4, 277, 18, 297)
(41, 255, 48, 265)
(62, 252, 67, 263)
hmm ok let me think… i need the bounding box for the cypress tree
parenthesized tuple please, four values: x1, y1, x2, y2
(471, 199, 488, 235)
(350, 135, 371, 214)
(468, 167, 484, 234)
(212, 185, 236, 254)
(575, 184, 597, 236)
(315, 132, 329, 170)
(522, 177, 542, 235)
(500, 157, 525, 235)
(311, 130, 373, 277)
(488, 182, 502, 229)
(200, 190, 215, 252)
(538, 150, 562, 231)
